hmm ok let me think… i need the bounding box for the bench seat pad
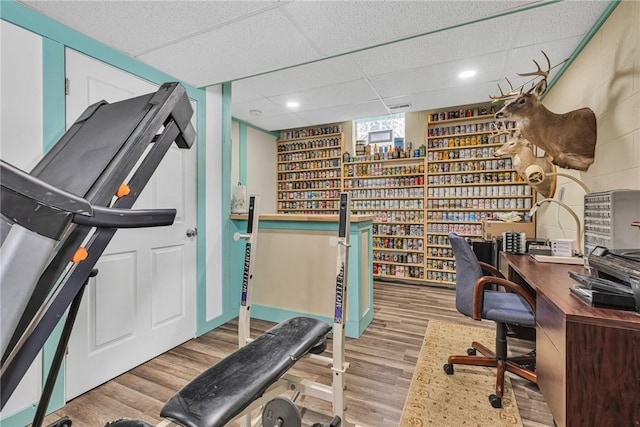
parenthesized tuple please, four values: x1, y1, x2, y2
(160, 316, 331, 427)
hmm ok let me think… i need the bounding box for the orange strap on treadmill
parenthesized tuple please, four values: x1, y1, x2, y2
(116, 183, 130, 198)
(71, 247, 88, 263)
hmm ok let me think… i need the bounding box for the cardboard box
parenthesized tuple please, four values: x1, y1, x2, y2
(482, 220, 536, 240)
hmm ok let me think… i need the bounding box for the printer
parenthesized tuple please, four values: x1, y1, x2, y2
(570, 247, 640, 312)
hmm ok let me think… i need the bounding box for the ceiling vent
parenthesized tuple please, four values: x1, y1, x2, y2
(388, 102, 412, 110)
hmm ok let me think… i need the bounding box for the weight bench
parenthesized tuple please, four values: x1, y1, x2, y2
(104, 316, 333, 427)
(161, 316, 331, 426)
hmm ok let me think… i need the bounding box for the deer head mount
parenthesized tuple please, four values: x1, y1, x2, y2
(493, 129, 557, 198)
(491, 51, 597, 171)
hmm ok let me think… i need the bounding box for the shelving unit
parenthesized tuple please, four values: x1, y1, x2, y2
(344, 156, 426, 281)
(425, 111, 534, 286)
(274, 111, 535, 287)
(276, 132, 343, 214)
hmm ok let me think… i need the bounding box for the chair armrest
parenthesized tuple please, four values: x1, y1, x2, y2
(478, 261, 505, 279)
(472, 276, 536, 321)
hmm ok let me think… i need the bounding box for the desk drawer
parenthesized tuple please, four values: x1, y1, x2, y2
(537, 324, 566, 427)
(536, 293, 565, 355)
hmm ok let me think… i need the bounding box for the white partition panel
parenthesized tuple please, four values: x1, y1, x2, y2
(0, 20, 44, 418)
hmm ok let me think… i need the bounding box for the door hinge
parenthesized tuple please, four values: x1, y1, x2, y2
(65, 78, 70, 95)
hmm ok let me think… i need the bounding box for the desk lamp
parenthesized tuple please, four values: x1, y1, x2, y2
(528, 198, 584, 264)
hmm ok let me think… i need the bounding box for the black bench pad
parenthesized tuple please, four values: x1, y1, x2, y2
(105, 419, 155, 427)
(160, 316, 331, 427)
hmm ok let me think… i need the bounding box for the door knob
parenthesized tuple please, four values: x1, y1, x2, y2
(186, 228, 197, 237)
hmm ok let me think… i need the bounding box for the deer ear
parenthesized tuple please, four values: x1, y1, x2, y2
(533, 79, 547, 98)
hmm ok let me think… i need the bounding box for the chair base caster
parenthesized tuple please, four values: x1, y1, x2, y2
(443, 363, 454, 375)
(489, 394, 502, 408)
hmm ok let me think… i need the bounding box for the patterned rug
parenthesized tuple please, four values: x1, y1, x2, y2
(399, 320, 523, 427)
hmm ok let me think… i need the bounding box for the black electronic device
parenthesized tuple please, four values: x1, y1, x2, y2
(571, 251, 640, 312)
(568, 271, 632, 295)
(569, 285, 636, 311)
(609, 248, 640, 262)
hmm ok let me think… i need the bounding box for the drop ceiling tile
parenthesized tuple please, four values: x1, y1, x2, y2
(231, 80, 264, 104)
(352, 13, 525, 77)
(18, 1, 277, 56)
(232, 97, 289, 124)
(296, 100, 390, 127)
(282, 1, 535, 56)
(236, 56, 364, 98)
(513, 1, 611, 47)
(406, 81, 504, 112)
(250, 113, 311, 132)
(500, 36, 585, 90)
(268, 79, 381, 110)
(369, 51, 508, 99)
(138, 8, 321, 87)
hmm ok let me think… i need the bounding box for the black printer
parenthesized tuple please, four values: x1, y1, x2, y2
(569, 247, 640, 312)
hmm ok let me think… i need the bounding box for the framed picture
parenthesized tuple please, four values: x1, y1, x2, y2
(368, 130, 393, 144)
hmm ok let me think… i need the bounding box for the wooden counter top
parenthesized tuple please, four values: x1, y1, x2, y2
(230, 213, 375, 223)
(502, 253, 640, 330)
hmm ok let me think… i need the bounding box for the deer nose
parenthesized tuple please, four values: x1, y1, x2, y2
(494, 111, 504, 119)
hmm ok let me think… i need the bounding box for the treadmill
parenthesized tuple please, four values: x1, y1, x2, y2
(0, 82, 195, 425)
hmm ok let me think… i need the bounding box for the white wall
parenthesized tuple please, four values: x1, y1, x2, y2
(0, 20, 44, 418)
(206, 85, 224, 320)
(246, 126, 277, 212)
(538, 1, 640, 245)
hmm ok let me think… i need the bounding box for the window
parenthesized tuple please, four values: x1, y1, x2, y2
(355, 114, 405, 151)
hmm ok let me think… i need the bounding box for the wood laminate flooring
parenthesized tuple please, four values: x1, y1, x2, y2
(43, 281, 554, 427)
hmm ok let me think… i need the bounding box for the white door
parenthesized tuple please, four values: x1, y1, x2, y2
(65, 50, 197, 399)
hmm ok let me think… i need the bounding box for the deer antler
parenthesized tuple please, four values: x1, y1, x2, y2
(517, 50, 551, 80)
(491, 51, 552, 101)
(489, 77, 523, 102)
(490, 120, 519, 143)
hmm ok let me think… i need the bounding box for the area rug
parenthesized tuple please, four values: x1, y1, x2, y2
(399, 320, 523, 427)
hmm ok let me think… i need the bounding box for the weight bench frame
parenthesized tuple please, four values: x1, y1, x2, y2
(107, 195, 356, 426)
(226, 194, 355, 427)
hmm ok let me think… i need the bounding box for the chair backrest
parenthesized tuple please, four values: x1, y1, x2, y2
(449, 232, 483, 317)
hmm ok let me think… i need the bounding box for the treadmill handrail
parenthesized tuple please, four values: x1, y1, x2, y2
(1, 160, 93, 216)
(73, 205, 176, 228)
(2, 160, 177, 229)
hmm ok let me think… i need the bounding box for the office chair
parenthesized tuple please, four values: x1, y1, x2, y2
(443, 232, 537, 408)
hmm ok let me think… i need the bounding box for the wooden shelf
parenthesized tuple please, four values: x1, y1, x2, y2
(276, 131, 344, 215)
(427, 142, 504, 152)
(351, 156, 427, 283)
(428, 113, 495, 125)
(278, 157, 340, 165)
(423, 106, 534, 286)
(345, 156, 426, 164)
(278, 176, 341, 183)
(426, 129, 495, 140)
(277, 131, 342, 143)
(427, 181, 526, 187)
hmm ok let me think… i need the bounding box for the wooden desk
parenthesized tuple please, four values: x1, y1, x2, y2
(500, 253, 640, 427)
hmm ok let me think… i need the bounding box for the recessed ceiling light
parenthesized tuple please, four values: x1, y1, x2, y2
(249, 109, 262, 117)
(459, 70, 476, 79)
(287, 101, 300, 108)
(458, 70, 476, 79)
